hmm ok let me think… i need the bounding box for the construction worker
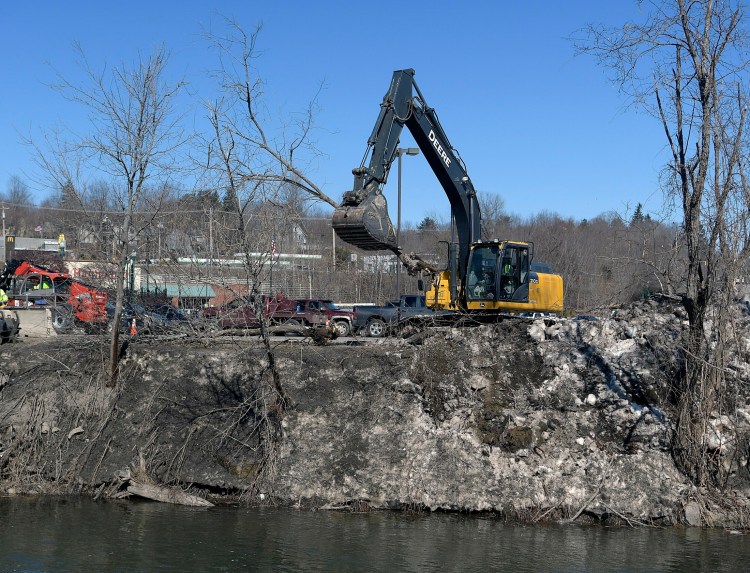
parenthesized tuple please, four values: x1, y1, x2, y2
(0, 288, 7, 308)
(32, 277, 52, 290)
(502, 259, 513, 276)
(499, 257, 515, 297)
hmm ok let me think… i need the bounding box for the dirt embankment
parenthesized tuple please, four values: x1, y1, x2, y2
(1, 298, 749, 527)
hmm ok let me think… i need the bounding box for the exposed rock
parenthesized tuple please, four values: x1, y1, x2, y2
(67, 426, 84, 440)
(684, 501, 702, 526)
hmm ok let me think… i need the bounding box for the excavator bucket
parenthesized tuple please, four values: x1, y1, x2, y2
(332, 192, 398, 251)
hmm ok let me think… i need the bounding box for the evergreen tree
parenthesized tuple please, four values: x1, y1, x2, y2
(417, 216, 437, 232)
(630, 203, 644, 226)
(222, 187, 239, 212)
(59, 180, 81, 211)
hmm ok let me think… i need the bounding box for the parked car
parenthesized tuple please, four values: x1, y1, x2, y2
(143, 304, 191, 334)
(106, 301, 147, 334)
(200, 296, 285, 330)
(107, 302, 190, 334)
(291, 299, 354, 336)
(518, 312, 553, 319)
(200, 296, 244, 327)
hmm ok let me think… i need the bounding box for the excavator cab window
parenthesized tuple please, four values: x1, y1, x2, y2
(498, 245, 531, 300)
(21, 276, 38, 293)
(499, 248, 518, 298)
(466, 245, 499, 301)
(519, 248, 530, 284)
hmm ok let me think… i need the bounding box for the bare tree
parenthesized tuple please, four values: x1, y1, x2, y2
(2, 175, 34, 236)
(617, 214, 686, 297)
(196, 22, 346, 490)
(4, 175, 32, 206)
(202, 20, 339, 211)
(478, 191, 508, 240)
(201, 21, 338, 414)
(201, 19, 340, 305)
(33, 44, 187, 386)
(578, 0, 750, 485)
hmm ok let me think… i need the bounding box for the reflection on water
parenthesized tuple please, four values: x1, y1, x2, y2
(0, 497, 749, 572)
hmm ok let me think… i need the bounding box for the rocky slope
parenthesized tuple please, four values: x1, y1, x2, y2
(1, 298, 749, 526)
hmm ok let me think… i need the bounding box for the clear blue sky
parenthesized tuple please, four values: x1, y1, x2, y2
(2, 1, 667, 226)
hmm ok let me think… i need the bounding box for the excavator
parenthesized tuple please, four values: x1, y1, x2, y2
(332, 68, 563, 316)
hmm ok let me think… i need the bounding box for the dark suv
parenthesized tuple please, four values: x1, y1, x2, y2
(291, 299, 354, 336)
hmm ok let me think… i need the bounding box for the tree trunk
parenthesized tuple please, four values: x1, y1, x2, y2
(126, 481, 214, 507)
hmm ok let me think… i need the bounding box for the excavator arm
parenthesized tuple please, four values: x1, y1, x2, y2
(332, 69, 481, 275)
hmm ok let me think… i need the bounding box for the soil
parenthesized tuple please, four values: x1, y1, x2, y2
(1, 297, 750, 527)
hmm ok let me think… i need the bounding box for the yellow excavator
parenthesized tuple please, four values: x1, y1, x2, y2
(332, 69, 563, 316)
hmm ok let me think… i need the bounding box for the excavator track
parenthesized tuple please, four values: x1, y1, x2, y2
(332, 192, 398, 251)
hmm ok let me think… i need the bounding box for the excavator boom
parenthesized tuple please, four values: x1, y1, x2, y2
(332, 69, 480, 268)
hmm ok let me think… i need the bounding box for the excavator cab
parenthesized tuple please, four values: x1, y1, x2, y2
(465, 242, 531, 306)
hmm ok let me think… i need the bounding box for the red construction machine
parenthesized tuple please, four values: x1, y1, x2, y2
(0, 259, 108, 333)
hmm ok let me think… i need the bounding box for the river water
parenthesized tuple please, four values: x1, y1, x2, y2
(1, 497, 749, 572)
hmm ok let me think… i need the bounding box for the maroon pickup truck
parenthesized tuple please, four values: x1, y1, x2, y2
(201, 296, 354, 336)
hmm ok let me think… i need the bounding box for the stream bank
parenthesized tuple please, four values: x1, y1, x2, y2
(1, 298, 749, 527)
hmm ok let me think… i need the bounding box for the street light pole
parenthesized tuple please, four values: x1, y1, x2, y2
(157, 223, 164, 260)
(332, 226, 336, 271)
(395, 147, 420, 298)
(1, 202, 5, 263)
